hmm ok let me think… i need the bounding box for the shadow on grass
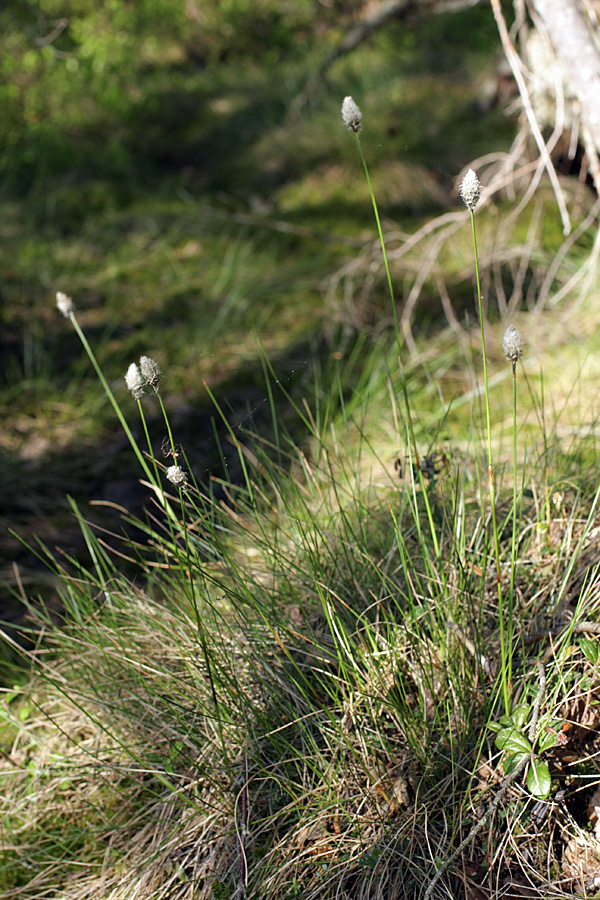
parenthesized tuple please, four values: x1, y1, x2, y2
(1, 331, 343, 651)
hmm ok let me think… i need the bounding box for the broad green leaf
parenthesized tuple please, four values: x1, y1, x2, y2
(505, 731, 533, 754)
(580, 637, 598, 666)
(527, 759, 551, 799)
(495, 727, 532, 754)
(495, 727, 514, 749)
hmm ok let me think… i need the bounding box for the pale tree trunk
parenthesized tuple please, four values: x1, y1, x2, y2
(532, 0, 600, 150)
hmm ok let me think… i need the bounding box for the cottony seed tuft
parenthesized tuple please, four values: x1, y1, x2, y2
(166, 465, 188, 488)
(341, 96, 362, 133)
(139, 356, 161, 390)
(459, 168, 481, 211)
(503, 325, 524, 364)
(56, 292, 75, 318)
(125, 362, 144, 399)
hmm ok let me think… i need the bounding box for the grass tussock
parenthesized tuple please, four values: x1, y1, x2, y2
(4, 50, 600, 896)
(5, 294, 600, 899)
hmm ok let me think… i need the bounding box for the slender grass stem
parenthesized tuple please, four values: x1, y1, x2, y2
(70, 315, 154, 483)
(152, 391, 202, 626)
(508, 359, 518, 667)
(468, 210, 508, 715)
(352, 131, 440, 560)
(502, 323, 524, 695)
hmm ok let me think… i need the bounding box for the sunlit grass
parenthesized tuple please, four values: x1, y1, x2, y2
(4, 290, 600, 897)
(4, 5, 600, 897)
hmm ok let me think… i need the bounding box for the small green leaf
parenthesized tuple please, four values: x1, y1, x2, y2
(510, 704, 530, 730)
(538, 730, 559, 753)
(495, 727, 532, 754)
(506, 732, 533, 754)
(503, 751, 528, 775)
(580, 637, 598, 666)
(495, 728, 513, 750)
(527, 759, 551, 799)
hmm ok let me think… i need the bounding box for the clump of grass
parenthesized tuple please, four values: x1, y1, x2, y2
(4, 102, 600, 900)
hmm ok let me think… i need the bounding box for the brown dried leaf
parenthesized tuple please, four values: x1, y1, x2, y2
(295, 821, 329, 848)
(562, 835, 600, 889)
(391, 774, 410, 807)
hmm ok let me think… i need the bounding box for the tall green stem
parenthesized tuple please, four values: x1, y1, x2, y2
(508, 359, 518, 676)
(469, 212, 509, 715)
(354, 133, 440, 561)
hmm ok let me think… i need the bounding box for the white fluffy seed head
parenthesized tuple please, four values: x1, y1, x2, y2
(125, 362, 144, 399)
(503, 325, 524, 364)
(341, 96, 362, 133)
(166, 465, 188, 488)
(139, 355, 161, 390)
(459, 168, 481, 211)
(56, 291, 75, 318)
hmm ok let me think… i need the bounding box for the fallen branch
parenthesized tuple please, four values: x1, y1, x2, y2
(288, 0, 484, 121)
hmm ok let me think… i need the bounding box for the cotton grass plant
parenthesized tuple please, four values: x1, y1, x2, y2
(458, 168, 513, 716)
(342, 96, 440, 563)
(4, 106, 600, 900)
(503, 323, 525, 670)
(341, 115, 558, 888)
